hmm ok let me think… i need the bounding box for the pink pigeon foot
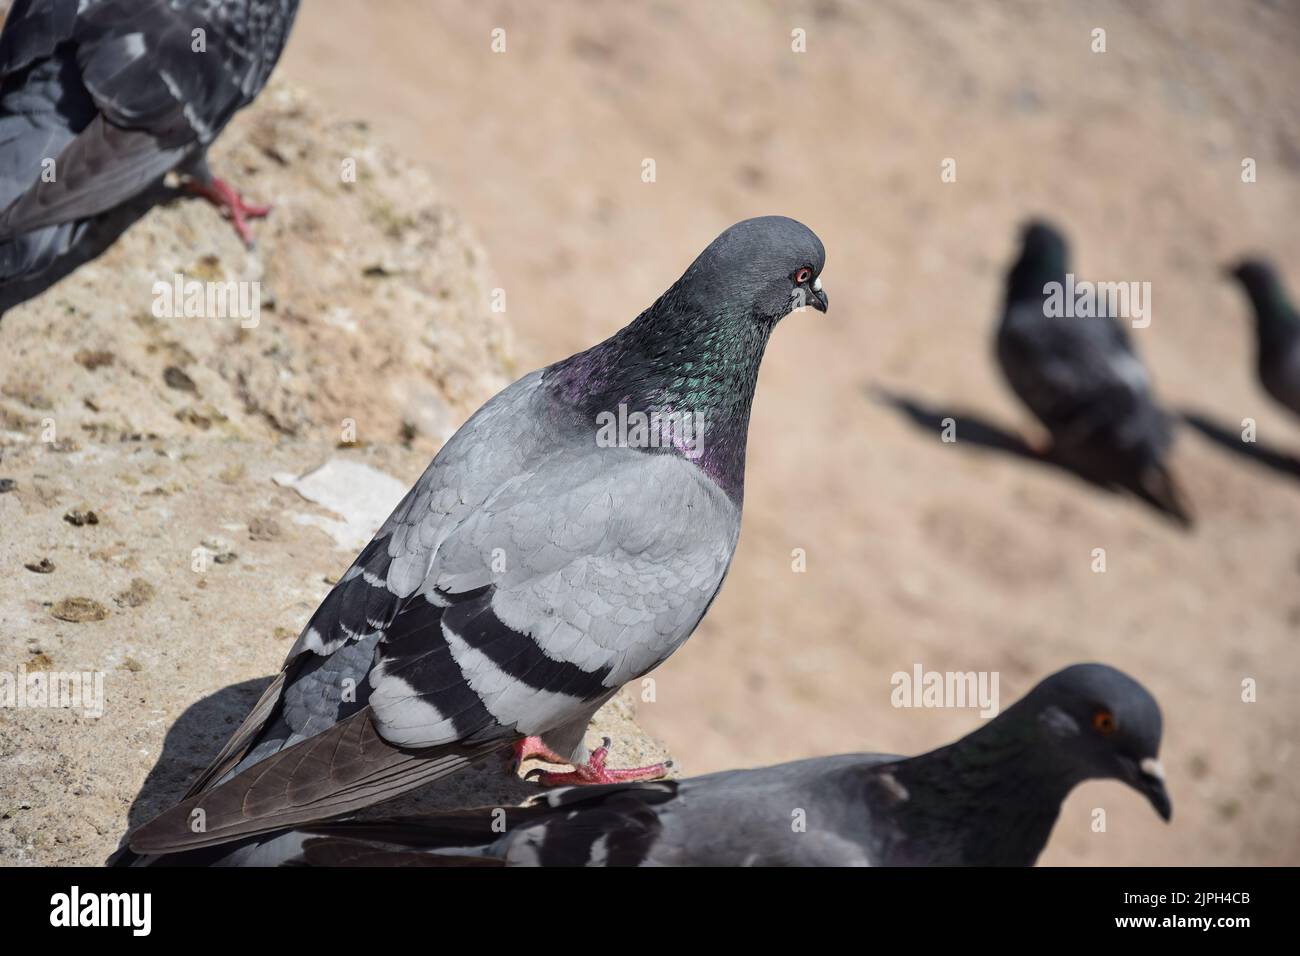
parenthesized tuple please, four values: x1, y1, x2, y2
(1023, 429, 1052, 457)
(520, 736, 671, 786)
(187, 176, 271, 247)
(512, 736, 572, 770)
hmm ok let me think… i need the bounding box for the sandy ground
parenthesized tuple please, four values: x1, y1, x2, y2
(273, 0, 1300, 865)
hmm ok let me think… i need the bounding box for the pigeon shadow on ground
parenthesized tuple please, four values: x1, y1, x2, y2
(871, 387, 1191, 526)
(871, 387, 1048, 463)
(119, 676, 276, 837)
(1182, 410, 1300, 481)
(0, 182, 180, 319)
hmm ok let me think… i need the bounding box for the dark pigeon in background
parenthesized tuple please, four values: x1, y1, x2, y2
(0, 0, 299, 310)
(1228, 259, 1300, 420)
(996, 220, 1192, 526)
(165, 663, 1169, 867)
(119, 216, 829, 860)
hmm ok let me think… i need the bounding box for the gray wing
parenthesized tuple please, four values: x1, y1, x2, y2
(367, 440, 739, 749)
(997, 302, 1168, 455)
(130, 373, 739, 853)
(0, 0, 78, 77)
(0, 1, 98, 278)
(0, 48, 95, 281)
(996, 302, 1192, 522)
(633, 755, 895, 866)
(69, 0, 299, 143)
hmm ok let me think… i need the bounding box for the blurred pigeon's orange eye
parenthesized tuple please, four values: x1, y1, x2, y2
(794, 267, 812, 284)
(1092, 710, 1117, 735)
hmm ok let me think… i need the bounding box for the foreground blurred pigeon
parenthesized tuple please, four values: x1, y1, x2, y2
(0, 0, 299, 296)
(996, 220, 1192, 525)
(1228, 259, 1300, 420)
(161, 663, 1169, 866)
(122, 216, 828, 858)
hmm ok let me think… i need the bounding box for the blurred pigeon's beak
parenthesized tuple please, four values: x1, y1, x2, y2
(1135, 756, 1172, 822)
(808, 276, 828, 313)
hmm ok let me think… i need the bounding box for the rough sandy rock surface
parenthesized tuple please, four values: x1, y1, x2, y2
(0, 83, 513, 448)
(0, 85, 667, 866)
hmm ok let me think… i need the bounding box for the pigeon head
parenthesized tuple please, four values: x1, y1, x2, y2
(1226, 258, 1297, 331)
(1021, 663, 1170, 821)
(880, 662, 1169, 864)
(672, 216, 828, 321)
(1227, 257, 1277, 292)
(546, 217, 827, 502)
(1019, 219, 1069, 257)
(1006, 219, 1069, 301)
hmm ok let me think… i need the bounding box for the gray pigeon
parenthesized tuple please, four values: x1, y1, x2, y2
(0, 0, 299, 301)
(156, 663, 1170, 867)
(122, 215, 829, 858)
(996, 220, 1192, 525)
(1228, 259, 1300, 419)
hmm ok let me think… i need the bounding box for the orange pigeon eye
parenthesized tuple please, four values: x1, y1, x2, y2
(794, 267, 812, 284)
(1092, 709, 1117, 735)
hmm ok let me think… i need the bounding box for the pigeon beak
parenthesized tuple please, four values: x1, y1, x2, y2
(808, 276, 828, 313)
(1135, 756, 1173, 822)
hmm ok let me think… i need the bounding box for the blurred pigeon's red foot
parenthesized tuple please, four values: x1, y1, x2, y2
(187, 176, 271, 246)
(517, 735, 671, 786)
(512, 736, 568, 769)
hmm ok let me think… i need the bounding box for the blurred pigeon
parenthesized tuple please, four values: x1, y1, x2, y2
(163, 663, 1170, 866)
(996, 220, 1192, 525)
(0, 0, 300, 298)
(122, 216, 829, 858)
(1227, 259, 1300, 419)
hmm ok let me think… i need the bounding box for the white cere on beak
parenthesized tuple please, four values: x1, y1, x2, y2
(812, 276, 822, 292)
(1140, 757, 1165, 781)
(877, 772, 910, 802)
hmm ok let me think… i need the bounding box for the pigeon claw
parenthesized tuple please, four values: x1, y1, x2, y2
(525, 739, 671, 787)
(187, 176, 272, 248)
